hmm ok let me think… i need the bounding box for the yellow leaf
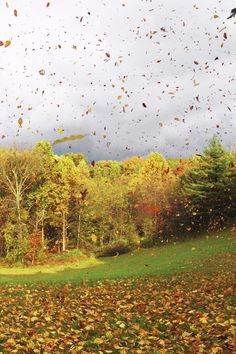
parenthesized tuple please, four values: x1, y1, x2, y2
(18, 117, 23, 128)
(86, 107, 92, 114)
(94, 338, 103, 345)
(117, 95, 122, 100)
(52, 134, 87, 145)
(57, 127, 64, 134)
(199, 316, 208, 324)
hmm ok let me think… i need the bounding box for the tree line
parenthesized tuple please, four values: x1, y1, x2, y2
(0, 137, 235, 264)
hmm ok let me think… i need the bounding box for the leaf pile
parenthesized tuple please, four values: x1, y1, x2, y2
(0, 263, 235, 353)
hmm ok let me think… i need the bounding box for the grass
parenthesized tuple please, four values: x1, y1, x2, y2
(0, 230, 235, 352)
(0, 229, 235, 284)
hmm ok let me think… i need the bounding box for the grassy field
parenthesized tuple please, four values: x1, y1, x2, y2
(0, 230, 235, 284)
(0, 230, 235, 353)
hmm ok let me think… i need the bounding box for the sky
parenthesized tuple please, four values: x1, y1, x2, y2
(0, 0, 235, 161)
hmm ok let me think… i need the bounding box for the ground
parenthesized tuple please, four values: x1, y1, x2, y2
(0, 230, 235, 353)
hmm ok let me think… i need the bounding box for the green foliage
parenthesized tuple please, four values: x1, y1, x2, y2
(3, 222, 29, 264)
(180, 137, 235, 230)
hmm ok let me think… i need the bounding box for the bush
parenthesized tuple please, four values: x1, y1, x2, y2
(96, 240, 134, 257)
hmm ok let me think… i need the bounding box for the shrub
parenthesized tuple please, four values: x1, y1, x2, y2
(96, 240, 134, 257)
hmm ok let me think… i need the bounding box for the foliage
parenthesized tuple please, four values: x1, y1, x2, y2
(3, 222, 29, 264)
(180, 137, 235, 231)
(0, 137, 234, 263)
(96, 239, 134, 257)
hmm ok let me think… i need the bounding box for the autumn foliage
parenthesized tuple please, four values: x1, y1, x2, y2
(0, 137, 235, 263)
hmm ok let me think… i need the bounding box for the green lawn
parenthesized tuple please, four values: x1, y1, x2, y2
(0, 230, 235, 284)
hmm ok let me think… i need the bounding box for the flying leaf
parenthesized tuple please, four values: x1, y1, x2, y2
(39, 69, 45, 75)
(52, 134, 87, 145)
(86, 107, 93, 114)
(0, 41, 4, 47)
(4, 40, 11, 48)
(14, 9, 17, 17)
(18, 117, 23, 128)
(57, 127, 64, 134)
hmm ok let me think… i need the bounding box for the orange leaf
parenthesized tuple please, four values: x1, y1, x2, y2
(4, 40, 11, 48)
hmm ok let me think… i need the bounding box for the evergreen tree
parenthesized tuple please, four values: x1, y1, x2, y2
(180, 137, 233, 229)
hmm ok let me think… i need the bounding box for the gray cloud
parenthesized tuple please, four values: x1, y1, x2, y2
(0, 0, 235, 161)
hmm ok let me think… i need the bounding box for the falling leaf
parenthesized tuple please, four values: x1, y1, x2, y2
(223, 33, 227, 40)
(57, 127, 64, 134)
(213, 14, 219, 19)
(142, 102, 147, 108)
(86, 107, 93, 114)
(46, 2, 50, 7)
(52, 134, 87, 145)
(6, 2, 9, 8)
(18, 117, 23, 128)
(105, 52, 110, 58)
(39, 69, 45, 75)
(14, 9, 17, 17)
(4, 40, 11, 48)
(159, 122, 163, 127)
(117, 95, 122, 100)
(0, 41, 4, 47)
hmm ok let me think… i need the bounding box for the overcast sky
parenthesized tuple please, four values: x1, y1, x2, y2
(0, 0, 235, 160)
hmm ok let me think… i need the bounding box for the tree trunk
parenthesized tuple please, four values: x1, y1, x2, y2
(76, 213, 81, 249)
(62, 210, 67, 252)
(41, 220, 45, 246)
(41, 209, 45, 246)
(16, 192, 23, 242)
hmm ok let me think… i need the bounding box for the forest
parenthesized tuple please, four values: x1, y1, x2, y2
(0, 136, 235, 264)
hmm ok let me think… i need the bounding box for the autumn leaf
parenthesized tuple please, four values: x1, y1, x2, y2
(0, 41, 4, 46)
(18, 117, 23, 128)
(39, 69, 45, 75)
(4, 40, 11, 48)
(14, 9, 18, 17)
(86, 107, 93, 114)
(57, 127, 64, 134)
(52, 134, 87, 145)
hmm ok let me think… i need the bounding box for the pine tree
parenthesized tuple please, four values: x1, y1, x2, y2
(181, 137, 233, 229)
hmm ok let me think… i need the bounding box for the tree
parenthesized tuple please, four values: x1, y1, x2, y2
(0, 149, 40, 262)
(132, 153, 175, 244)
(180, 137, 233, 230)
